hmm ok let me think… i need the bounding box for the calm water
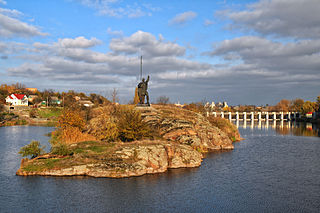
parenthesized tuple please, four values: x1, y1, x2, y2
(0, 124, 319, 213)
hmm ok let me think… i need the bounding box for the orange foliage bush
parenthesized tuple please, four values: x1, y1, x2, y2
(54, 108, 96, 144)
(60, 126, 96, 144)
(58, 109, 85, 130)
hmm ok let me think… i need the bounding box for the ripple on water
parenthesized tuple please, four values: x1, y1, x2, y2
(0, 125, 320, 212)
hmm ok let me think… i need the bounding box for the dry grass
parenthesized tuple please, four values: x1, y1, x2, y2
(207, 116, 241, 141)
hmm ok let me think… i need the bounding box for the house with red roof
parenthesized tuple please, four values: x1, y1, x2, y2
(5, 94, 28, 106)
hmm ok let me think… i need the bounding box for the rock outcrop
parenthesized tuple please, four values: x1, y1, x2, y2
(16, 140, 202, 178)
(16, 105, 239, 178)
(138, 105, 234, 151)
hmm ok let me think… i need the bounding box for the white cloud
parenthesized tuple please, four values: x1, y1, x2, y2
(0, 0, 6, 5)
(169, 11, 197, 25)
(204, 19, 214, 26)
(0, 8, 23, 17)
(109, 31, 186, 57)
(58, 36, 101, 48)
(77, 0, 156, 18)
(6, 32, 223, 97)
(0, 41, 26, 55)
(107, 27, 123, 37)
(219, 0, 320, 39)
(208, 36, 320, 74)
(0, 13, 47, 37)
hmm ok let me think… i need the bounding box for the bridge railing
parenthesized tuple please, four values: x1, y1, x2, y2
(207, 111, 299, 121)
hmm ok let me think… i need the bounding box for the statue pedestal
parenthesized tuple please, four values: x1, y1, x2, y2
(136, 103, 150, 107)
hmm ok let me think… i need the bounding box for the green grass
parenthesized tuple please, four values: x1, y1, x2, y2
(23, 158, 62, 172)
(37, 108, 62, 119)
(88, 146, 107, 153)
(70, 141, 116, 154)
(22, 141, 118, 172)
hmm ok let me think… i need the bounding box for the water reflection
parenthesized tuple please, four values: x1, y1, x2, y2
(235, 120, 320, 137)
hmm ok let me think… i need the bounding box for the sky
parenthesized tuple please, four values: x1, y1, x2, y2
(0, 0, 319, 105)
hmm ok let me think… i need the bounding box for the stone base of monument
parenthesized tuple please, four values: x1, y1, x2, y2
(136, 103, 151, 107)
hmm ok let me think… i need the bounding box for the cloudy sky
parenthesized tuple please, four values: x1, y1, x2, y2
(0, 0, 319, 105)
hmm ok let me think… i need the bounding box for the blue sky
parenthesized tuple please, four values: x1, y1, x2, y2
(1, 0, 319, 105)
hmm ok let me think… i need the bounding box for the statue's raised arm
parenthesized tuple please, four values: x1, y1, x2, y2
(146, 75, 150, 83)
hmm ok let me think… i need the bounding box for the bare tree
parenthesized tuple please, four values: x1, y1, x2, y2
(156, 96, 170, 105)
(111, 88, 119, 104)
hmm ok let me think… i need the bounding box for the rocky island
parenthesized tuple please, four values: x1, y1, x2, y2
(16, 105, 241, 178)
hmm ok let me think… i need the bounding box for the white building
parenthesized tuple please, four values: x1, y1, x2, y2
(6, 94, 28, 106)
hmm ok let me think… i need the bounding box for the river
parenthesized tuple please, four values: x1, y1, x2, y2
(0, 123, 319, 212)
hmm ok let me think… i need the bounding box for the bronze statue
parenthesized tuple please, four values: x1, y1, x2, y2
(137, 75, 150, 106)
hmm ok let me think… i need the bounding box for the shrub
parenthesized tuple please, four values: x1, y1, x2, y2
(15, 119, 28, 125)
(61, 126, 96, 144)
(19, 140, 46, 159)
(58, 108, 85, 130)
(88, 116, 119, 141)
(51, 126, 96, 144)
(51, 142, 72, 156)
(54, 108, 95, 144)
(116, 105, 150, 142)
(29, 109, 38, 118)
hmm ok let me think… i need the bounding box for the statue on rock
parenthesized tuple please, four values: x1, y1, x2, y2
(137, 75, 150, 106)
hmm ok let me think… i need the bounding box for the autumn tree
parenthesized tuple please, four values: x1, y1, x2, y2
(316, 96, 320, 112)
(275, 99, 290, 112)
(223, 106, 232, 112)
(111, 88, 119, 104)
(301, 101, 316, 115)
(156, 96, 170, 105)
(19, 140, 45, 159)
(52, 108, 95, 144)
(290, 99, 304, 112)
(58, 109, 86, 130)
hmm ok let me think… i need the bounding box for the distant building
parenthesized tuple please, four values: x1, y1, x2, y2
(5, 94, 28, 106)
(306, 112, 313, 118)
(51, 96, 61, 105)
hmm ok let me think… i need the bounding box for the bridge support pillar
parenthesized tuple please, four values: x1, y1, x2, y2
(236, 112, 239, 120)
(228, 112, 232, 120)
(266, 112, 269, 120)
(243, 112, 247, 121)
(221, 112, 224, 118)
(251, 112, 254, 120)
(288, 112, 291, 120)
(258, 112, 262, 120)
(280, 112, 284, 120)
(273, 112, 276, 120)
